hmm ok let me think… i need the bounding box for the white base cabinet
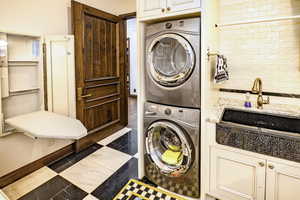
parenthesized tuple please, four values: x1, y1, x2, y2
(210, 147, 266, 200)
(210, 147, 300, 200)
(266, 161, 300, 200)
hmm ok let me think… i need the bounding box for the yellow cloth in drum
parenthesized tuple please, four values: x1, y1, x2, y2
(162, 150, 183, 165)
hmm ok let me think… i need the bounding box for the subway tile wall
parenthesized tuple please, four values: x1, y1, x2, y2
(218, 0, 300, 94)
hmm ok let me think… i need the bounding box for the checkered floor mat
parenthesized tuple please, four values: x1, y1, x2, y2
(145, 164, 200, 198)
(113, 179, 187, 200)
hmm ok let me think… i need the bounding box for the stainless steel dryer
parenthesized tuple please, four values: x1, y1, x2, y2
(145, 18, 200, 108)
(144, 102, 200, 198)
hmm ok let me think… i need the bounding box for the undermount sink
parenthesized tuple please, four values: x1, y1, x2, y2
(216, 108, 300, 163)
(221, 108, 300, 134)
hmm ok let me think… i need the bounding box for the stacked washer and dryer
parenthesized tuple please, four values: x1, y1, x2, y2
(143, 18, 201, 198)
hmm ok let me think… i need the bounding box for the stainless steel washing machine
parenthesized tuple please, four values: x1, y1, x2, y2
(145, 18, 200, 108)
(144, 102, 200, 198)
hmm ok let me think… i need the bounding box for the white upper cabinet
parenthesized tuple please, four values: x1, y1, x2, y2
(166, 0, 201, 13)
(210, 147, 266, 200)
(139, 0, 166, 18)
(266, 161, 300, 200)
(139, 0, 201, 20)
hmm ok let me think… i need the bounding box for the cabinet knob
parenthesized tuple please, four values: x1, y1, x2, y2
(258, 162, 265, 167)
(161, 8, 165, 12)
(268, 164, 275, 170)
(167, 7, 171, 11)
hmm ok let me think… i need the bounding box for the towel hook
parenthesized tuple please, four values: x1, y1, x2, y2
(207, 48, 220, 61)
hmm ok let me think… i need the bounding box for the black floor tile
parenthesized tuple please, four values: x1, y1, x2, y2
(107, 130, 137, 156)
(48, 143, 102, 173)
(92, 157, 138, 200)
(19, 176, 88, 200)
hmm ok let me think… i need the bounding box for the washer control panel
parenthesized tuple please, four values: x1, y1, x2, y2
(164, 108, 172, 115)
(165, 22, 173, 29)
(144, 102, 200, 127)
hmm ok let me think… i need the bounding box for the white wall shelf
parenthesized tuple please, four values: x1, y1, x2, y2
(9, 88, 40, 93)
(216, 15, 300, 27)
(8, 88, 40, 97)
(8, 60, 39, 67)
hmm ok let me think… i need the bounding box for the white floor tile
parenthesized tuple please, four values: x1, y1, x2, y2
(60, 156, 114, 193)
(88, 146, 132, 172)
(83, 194, 99, 200)
(98, 127, 131, 146)
(3, 167, 57, 200)
(60, 146, 131, 193)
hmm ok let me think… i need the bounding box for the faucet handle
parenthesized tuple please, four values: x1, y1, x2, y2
(263, 96, 270, 104)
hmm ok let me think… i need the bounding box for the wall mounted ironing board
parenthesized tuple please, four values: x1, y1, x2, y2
(5, 111, 87, 140)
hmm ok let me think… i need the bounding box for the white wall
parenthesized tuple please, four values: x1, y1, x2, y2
(0, 0, 136, 35)
(127, 18, 138, 96)
(217, 0, 300, 94)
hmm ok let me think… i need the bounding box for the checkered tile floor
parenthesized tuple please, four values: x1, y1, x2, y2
(1, 128, 138, 200)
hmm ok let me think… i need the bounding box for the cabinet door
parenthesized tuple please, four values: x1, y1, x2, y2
(140, 0, 166, 18)
(210, 148, 266, 200)
(166, 0, 201, 13)
(45, 35, 76, 118)
(266, 161, 300, 200)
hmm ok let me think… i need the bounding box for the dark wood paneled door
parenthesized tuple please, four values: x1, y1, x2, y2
(72, 1, 128, 150)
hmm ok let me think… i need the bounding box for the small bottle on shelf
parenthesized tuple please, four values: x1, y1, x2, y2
(244, 92, 252, 108)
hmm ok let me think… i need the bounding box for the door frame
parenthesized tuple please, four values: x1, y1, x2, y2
(120, 13, 137, 98)
(72, 1, 128, 151)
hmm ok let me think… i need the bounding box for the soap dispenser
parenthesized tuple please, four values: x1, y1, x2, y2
(244, 92, 252, 108)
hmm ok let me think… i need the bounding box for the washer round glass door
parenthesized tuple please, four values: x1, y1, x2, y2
(148, 33, 195, 87)
(145, 121, 194, 177)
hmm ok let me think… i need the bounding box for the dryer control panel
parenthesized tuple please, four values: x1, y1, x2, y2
(146, 18, 200, 37)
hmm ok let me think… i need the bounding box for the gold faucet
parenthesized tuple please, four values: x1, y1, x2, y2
(252, 78, 270, 109)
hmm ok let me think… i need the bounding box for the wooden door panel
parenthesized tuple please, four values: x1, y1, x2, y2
(85, 83, 120, 102)
(84, 15, 118, 81)
(85, 99, 120, 132)
(72, 1, 128, 150)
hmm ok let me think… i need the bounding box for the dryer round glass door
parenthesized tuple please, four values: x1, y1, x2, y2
(145, 121, 194, 177)
(148, 33, 195, 87)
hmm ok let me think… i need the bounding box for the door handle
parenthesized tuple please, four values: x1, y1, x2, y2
(81, 94, 92, 98)
(268, 164, 275, 170)
(145, 111, 157, 116)
(258, 162, 265, 167)
(77, 87, 92, 101)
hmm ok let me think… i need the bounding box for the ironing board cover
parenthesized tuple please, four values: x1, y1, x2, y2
(5, 111, 87, 140)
